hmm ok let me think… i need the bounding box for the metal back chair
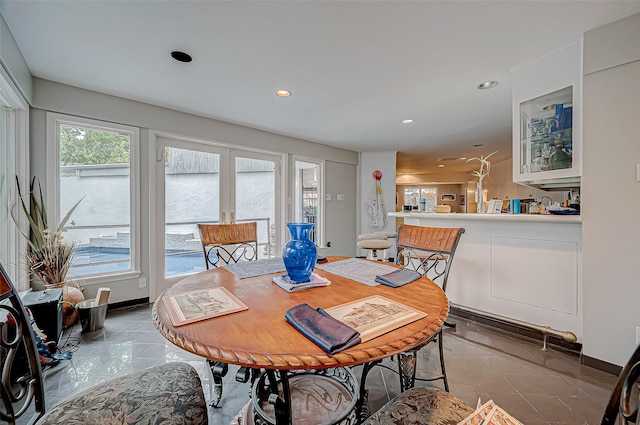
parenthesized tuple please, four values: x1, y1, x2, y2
(198, 222, 258, 269)
(0, 262, 45, 424)
(602, 342, 640, 424)
(395, 224, 465, 293)
(0, 261, 208, 425)
(197, 222, 260, 407)
(391, 224, 465, 393)
(367, 340, 640, 425)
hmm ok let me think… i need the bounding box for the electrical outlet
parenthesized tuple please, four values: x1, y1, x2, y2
(139, 277, 147, 289)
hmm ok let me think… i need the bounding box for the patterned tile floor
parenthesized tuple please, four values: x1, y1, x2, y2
(35, 304, 617, 425)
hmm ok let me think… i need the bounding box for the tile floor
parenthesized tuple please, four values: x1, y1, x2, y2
(35, 303, 618, 425)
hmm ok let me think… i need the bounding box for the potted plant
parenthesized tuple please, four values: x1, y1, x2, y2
(14, 176, 85, 327)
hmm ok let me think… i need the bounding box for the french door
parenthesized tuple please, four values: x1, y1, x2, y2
(152, 135, 282, 295)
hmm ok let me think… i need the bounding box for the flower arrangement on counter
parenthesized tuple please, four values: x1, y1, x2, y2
(466, 151, 497, 184)
(466, 151, 497, 213)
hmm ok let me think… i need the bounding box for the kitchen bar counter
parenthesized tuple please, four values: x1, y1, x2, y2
(389, 211, 583, 341)
(389, 211, 581, 224)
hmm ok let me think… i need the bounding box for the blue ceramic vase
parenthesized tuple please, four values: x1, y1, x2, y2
(282, 222, 317, 283)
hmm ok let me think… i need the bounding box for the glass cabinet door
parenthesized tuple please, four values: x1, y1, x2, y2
(519, 86, 573, 176)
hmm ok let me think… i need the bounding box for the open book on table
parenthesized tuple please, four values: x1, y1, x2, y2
(457, 399, 523, 425)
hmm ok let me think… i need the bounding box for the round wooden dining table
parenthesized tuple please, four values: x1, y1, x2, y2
(153, 257, 449, 425)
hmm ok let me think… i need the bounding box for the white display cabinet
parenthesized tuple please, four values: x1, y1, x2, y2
(512, 41, 582, 190)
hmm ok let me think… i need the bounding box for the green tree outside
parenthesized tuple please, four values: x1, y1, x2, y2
(59, 124, 130, 166)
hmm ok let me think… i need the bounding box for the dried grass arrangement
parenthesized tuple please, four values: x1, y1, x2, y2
(14, 177, 82, 287)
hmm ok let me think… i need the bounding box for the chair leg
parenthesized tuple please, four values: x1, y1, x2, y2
(438, 330, 449, 392)
(395, 329, 449, 392)
(356, 360, 381, 422)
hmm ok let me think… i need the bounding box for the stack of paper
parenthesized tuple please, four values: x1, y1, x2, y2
(457, 399, 523, 425)
(272, 273, 331, 292)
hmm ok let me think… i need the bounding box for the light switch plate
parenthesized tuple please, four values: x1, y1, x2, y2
(637, 164, 640, 182)
(337, 194, 344, 201)
(324, 194, 332, 201)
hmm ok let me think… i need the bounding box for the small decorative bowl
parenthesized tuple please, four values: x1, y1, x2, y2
(433, 204, 451, 214)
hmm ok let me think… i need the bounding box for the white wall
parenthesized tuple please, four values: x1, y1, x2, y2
(0, 13, 31, 103)
(32, 79, 358, 166)
(325, 160, 357, 257)
(582, 13, 640, 366)
(487, 158, 565, 204)
(27, 79, 359, 303)
(357, 151, 397, 259)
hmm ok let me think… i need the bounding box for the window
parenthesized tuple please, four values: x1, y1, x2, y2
(0, 108, 13, 271)
(404, 187, 437, 212)
(0, 72, 28, 289)
(47, 114, 139, 280)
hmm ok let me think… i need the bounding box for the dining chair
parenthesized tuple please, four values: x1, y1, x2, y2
(197, 221, 259, 407)
(197, 222, 258, 269)
(0, 261, 208, 425)
(365, 340, 640, 425)
(391, 224, 465, 392)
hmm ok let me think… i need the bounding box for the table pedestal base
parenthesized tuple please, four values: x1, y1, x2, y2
(238, 368, 359, 425)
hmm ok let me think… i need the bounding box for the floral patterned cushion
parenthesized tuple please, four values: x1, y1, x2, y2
(364, 387, 474, 425)
(37, 362, 208, 425)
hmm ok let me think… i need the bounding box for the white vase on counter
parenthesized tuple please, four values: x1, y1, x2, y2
(476, 182, 485, 213)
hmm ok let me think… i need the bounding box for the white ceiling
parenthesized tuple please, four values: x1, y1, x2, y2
(2, 1, 639, 175)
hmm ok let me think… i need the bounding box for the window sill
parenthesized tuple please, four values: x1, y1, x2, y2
(72, 270, 142, 287)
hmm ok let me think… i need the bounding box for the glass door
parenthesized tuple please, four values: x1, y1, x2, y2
(232, 151, 281, 259)
(153, 136, 283, 296)
(162, 142, 226, 279)
(293, 159, 323, 246)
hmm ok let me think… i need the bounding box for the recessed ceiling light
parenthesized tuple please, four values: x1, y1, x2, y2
(473, 144, 484, 147)
(275, 90, 292, 98)
(401, 119, 414, 124)
(477, 80, 499, 90)
(438, 164, 445, 168)
(170, 50, 193, 63)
